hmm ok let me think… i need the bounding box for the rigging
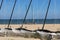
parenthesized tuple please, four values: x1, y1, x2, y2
(42, 0, 51, 30)
(20, 0, 32, 28)
(0, 0, 3, 10)
(7, 0, 17, 28)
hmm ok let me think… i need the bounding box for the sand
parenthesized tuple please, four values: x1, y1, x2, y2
(0, 24, 60, 31)
(0, 37, 40, 40)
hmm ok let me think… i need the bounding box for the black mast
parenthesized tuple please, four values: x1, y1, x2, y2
(7, 0, 17, 28)
(0, 0, 3, 10)
(20, 0, 32, 28)
(42, 0, 51, 30)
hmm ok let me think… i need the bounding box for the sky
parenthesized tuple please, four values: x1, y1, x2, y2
(0, 0, 60, 19)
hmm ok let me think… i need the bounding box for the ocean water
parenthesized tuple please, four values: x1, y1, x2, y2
(0, 19, 60, 24)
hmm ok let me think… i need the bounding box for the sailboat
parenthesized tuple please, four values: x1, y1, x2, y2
(35, 0, 60, 40)
(2, 0, 17, 36)
(34, 0, 53, 40)
(12, 0, 36, 37)
(0, 0, 5, 36)
(0, 0, 60, 39)
(12, 28, 36, 36)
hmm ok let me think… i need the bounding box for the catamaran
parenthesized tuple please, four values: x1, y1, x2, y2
(0, 0, 60, 40)
(12, 0, 36, 37)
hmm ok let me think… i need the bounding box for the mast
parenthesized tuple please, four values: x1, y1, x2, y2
(42, 0, 51, 30)
(0, 0, 3, 10)
(20, 0, 32, 28)
(7, 0, 17, 28)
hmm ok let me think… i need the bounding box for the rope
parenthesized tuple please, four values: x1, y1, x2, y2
(32, 3, 35, 24)
(20, 0, 32, 28)
(7, 0, 17, 28)
(0, 0, 3, 10)
(42, 0, 51, 30)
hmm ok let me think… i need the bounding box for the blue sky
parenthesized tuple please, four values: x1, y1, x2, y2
(0, 0, 60, 19)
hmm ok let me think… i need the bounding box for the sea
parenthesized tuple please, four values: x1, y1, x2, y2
(0, 19, 60, 24)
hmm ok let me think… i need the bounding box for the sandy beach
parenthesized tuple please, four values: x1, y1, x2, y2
(0, 24, 60, 31)
(0, 37, 40, 40)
